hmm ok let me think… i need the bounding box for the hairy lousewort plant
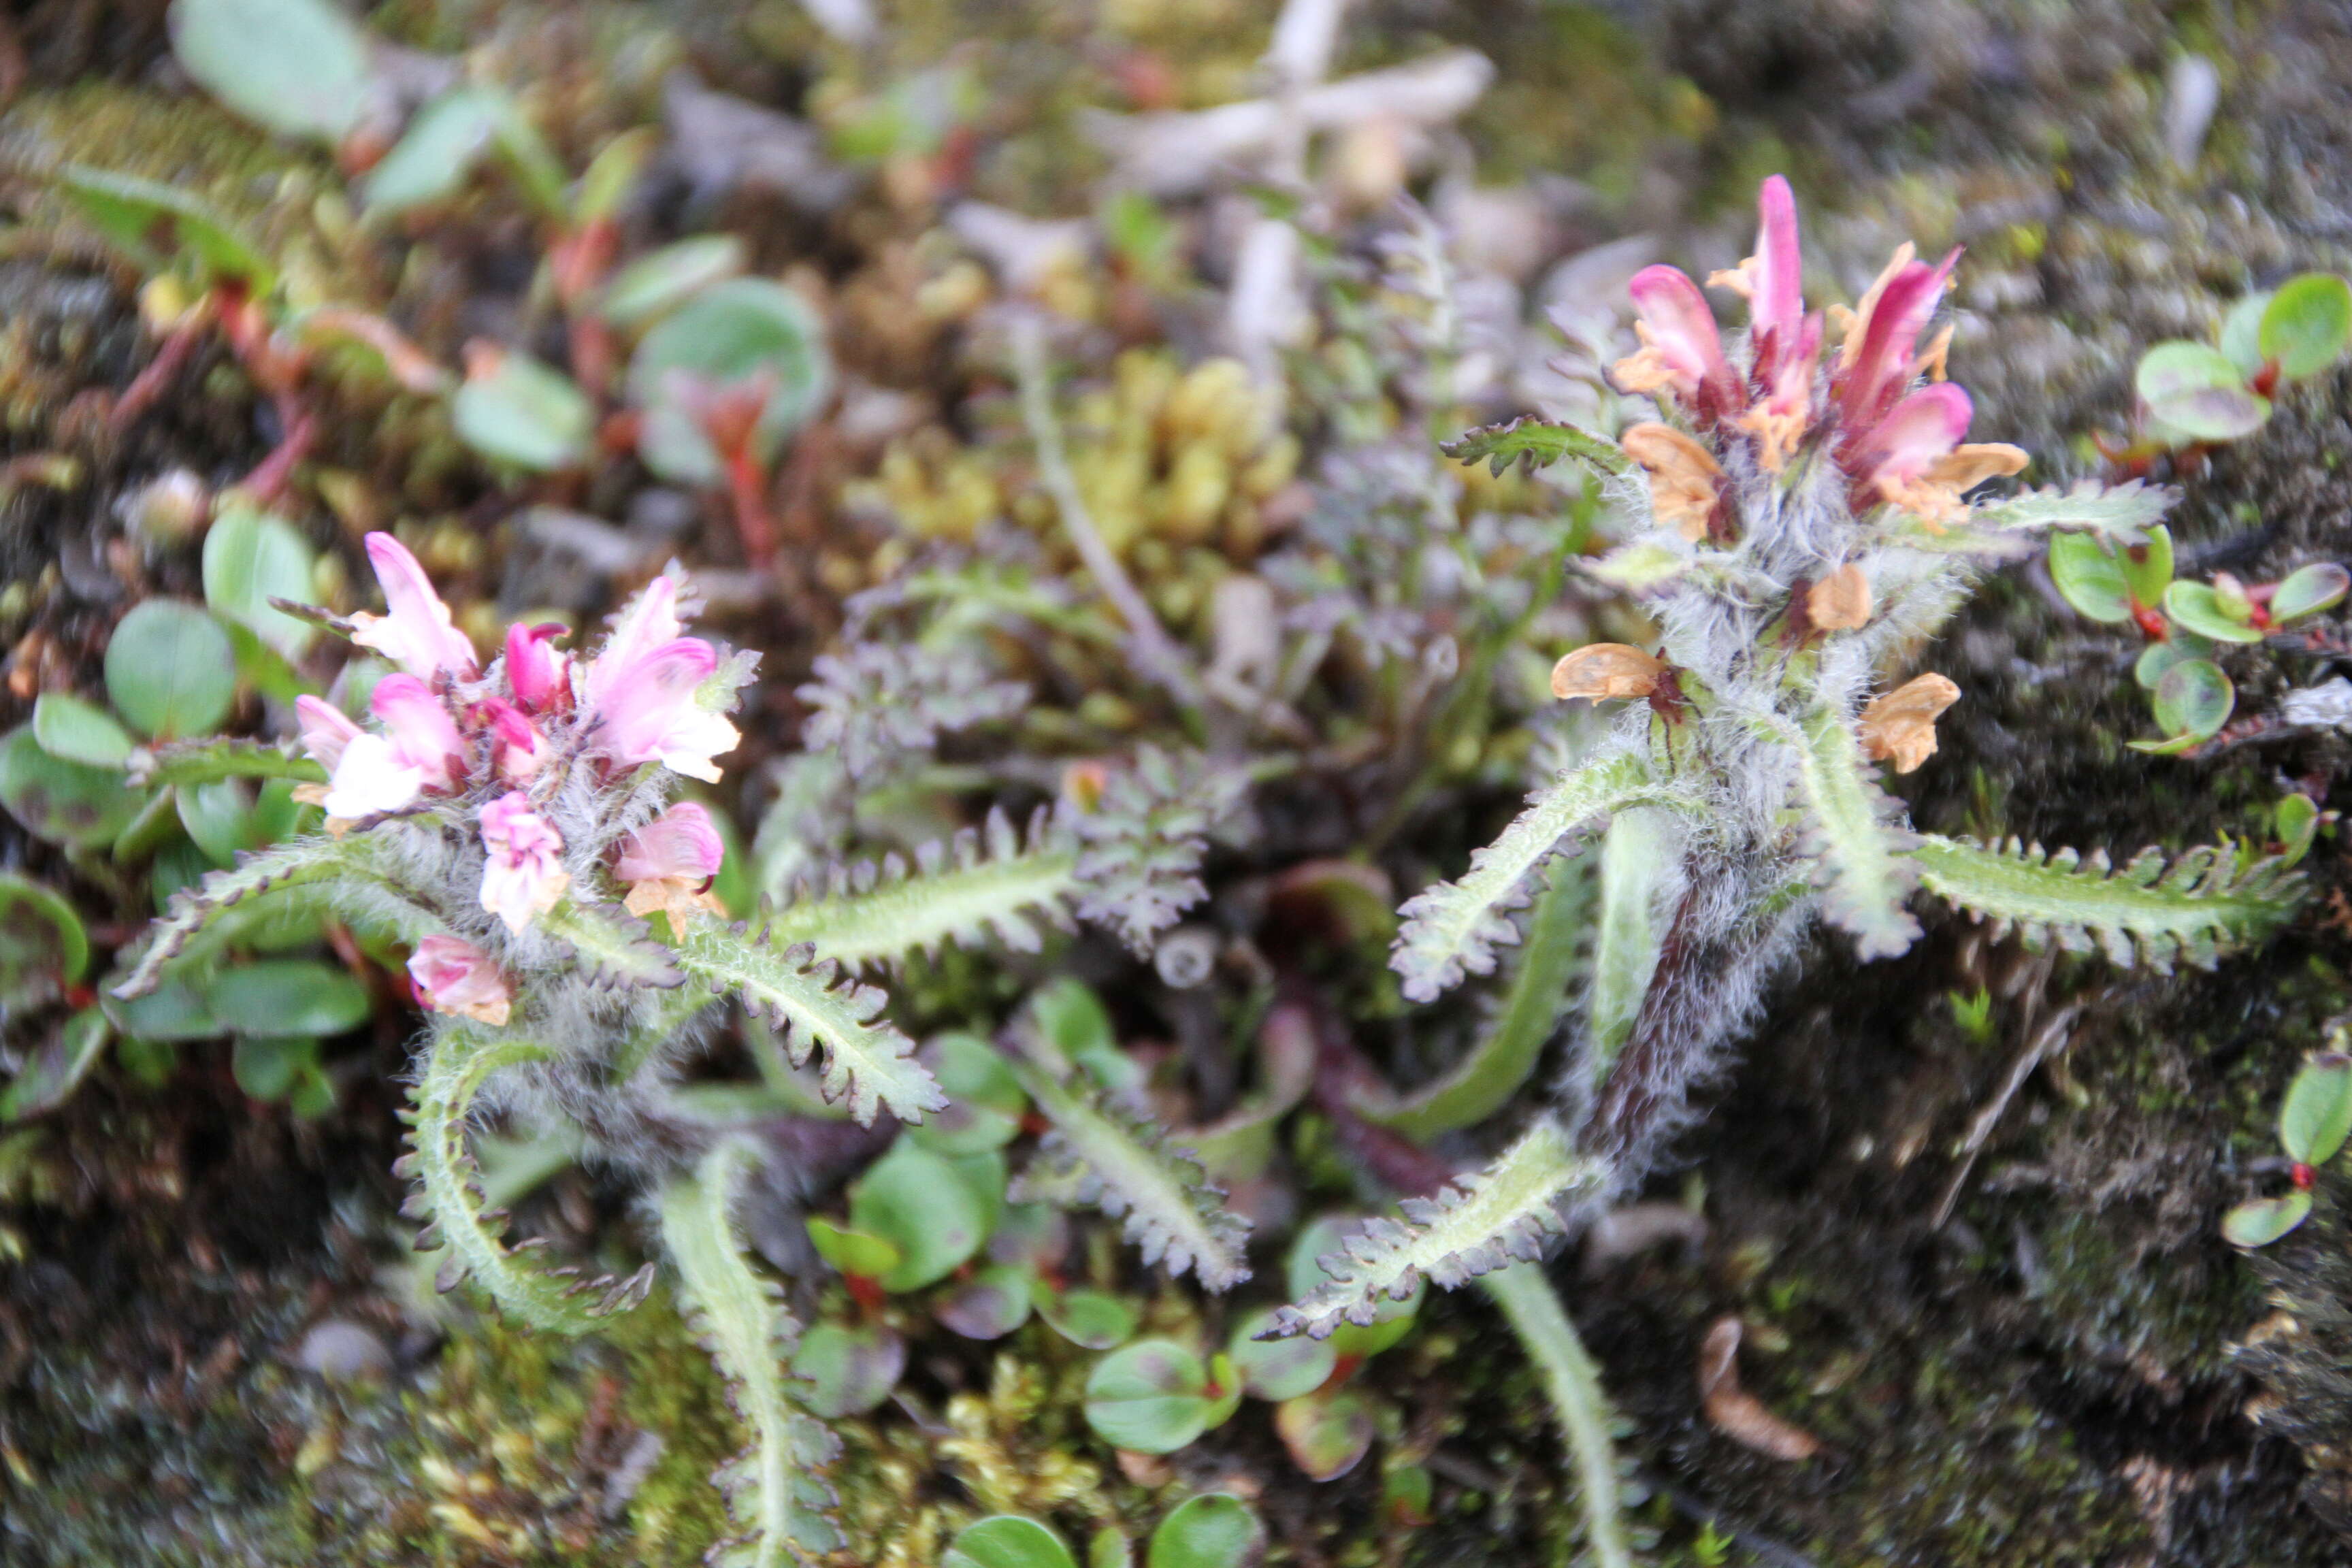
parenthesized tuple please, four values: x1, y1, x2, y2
(1273, 176, 2309, 1339)
(108, 533, 1243, 1563)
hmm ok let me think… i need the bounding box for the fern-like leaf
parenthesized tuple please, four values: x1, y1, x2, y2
(404, 1027, 651, 1334)
(541, 898, 689, 990)
(768, 808, 1077, 968)
(796, 641, 1028, 780)
(1071, 747, 1246, 953)
(658, 1137, 841, 1568)
(1440, 416, 1633, 478)
(127, 736, 327, 791)
(1360, 845, 1595, 1139)
(112, 837, 400, 999)
(1267, 1118, 1603, 1339)
(1970, 479, 2176, 541)
(1787, 708, 1921, 960)
(1009, 1055, 1252, 1290)
(1912, 834, 2302, 970)
(1392, 750, 1680, 1002)
(670, 918, 945, 1125)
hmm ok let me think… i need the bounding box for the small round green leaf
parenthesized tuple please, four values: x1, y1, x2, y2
(2118, 525, 2174, 610)
(2257, 273, 2352, 380)
(1229, 1308, 1335, 1402)
(231, 1033, 319, 1100)
(1273, 1387, 1376, 1482)
(804, 1215, 903, 1281)
(849, 1139, 990, 1291)
(2134, 632, 2215, 691)
(453, 352, 594, 473)
(0, 871, 89, 1011)
(2278, 793, 2322, 868)
(2146, 658, 2234, 746)
(945, 1516, 1080, 1568)
(2223, 1191, 2312, 1248)
(936, 1264, 1034, 1340)
(31, 693, 133, 769)
(0, 726, 148, 847)
(1090, 1526, 1132, 1568)
(2281, 1056, 2352, 1165)
(790, 1322, 906, 1417)
(103, 976, 224, 1042)
(2271, 563, 2350, 625)
(1038, 1287, 1137, 1350)
(105, 601, 238, 740)
(2136, 341, 2270, 442)
(359, 89, 510, 214)
(1147, 1494, 1267, 1568)
(1084, 1339, 1213, 1454)
(2047, 532, 2132, 624)
(2220, 291, 2274, 377)
(945, 1518, 1079, 1568)
(987, 1203, 1069, 1272)
(203, 508, 318, 661)
(1, 1008, 112, 1122)
(171, 0, 369, 142)
(204, 960, 370, 1039)
(627, 279, 830, 485)
(911, 1032, 1029, 1154)
(600, 235, 749, 327)
(2162, 581, 2265, 644)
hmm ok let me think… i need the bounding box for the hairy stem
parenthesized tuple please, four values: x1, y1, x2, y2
(1480, 1261, 1632, 1568)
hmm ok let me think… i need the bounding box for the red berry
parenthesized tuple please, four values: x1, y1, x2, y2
(2293, 1162, 2317, 1190)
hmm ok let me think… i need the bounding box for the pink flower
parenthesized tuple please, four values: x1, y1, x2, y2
(478, 696, 545, 783)
(478, 791, 570, 934)
(583, 576, 683, 711)
(590, 637, 740, 783)
(407, 935, 514, 1026)
(294, 695, 363, 770)
(505, 621, 570, 713)
(1612, 265, 1737, 415)
(348, 533, 478, 681)
(614, 801, 727, 924)
(320, 674, 466, 819)
(1857, 384, 2026, 527)
(1834, 249, 1959, 432)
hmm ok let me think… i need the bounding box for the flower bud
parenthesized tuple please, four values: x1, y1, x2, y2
(1858, 673, 1961, 772)
(1551, 644, 1668, 703)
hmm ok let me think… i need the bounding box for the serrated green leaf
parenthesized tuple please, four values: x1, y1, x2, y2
(1971, 480, 2176, 541)
(1439, 416, 1631, 478)
(1787, 706, 1921, 960)
(1912, 834, 2300, 970)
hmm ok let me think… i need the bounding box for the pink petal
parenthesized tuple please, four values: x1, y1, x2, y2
(370, 674, 467, 791)
(478, 696, 544, 783)
(585, 576, 683, 709)
(1750, 175, 1804, 345)
(593, 637, 719, 767)
(294, 695, 363, 770)
(321, 733, 425, 819)
(615, 802, 725, 884)
(505, 621, 570, 712)
(351, 532, 478, 679)
(1859, 384, 1973, 483)
(1628, 265, 1733, 403)
(407, 935, 513, 1023)
(1836, 249, 1959, 427)
(478, 791, 569, 934)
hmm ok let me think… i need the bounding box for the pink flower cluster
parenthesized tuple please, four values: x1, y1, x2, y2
(295, 532, 740, 1027)
(1612, 176, 2027, 533)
